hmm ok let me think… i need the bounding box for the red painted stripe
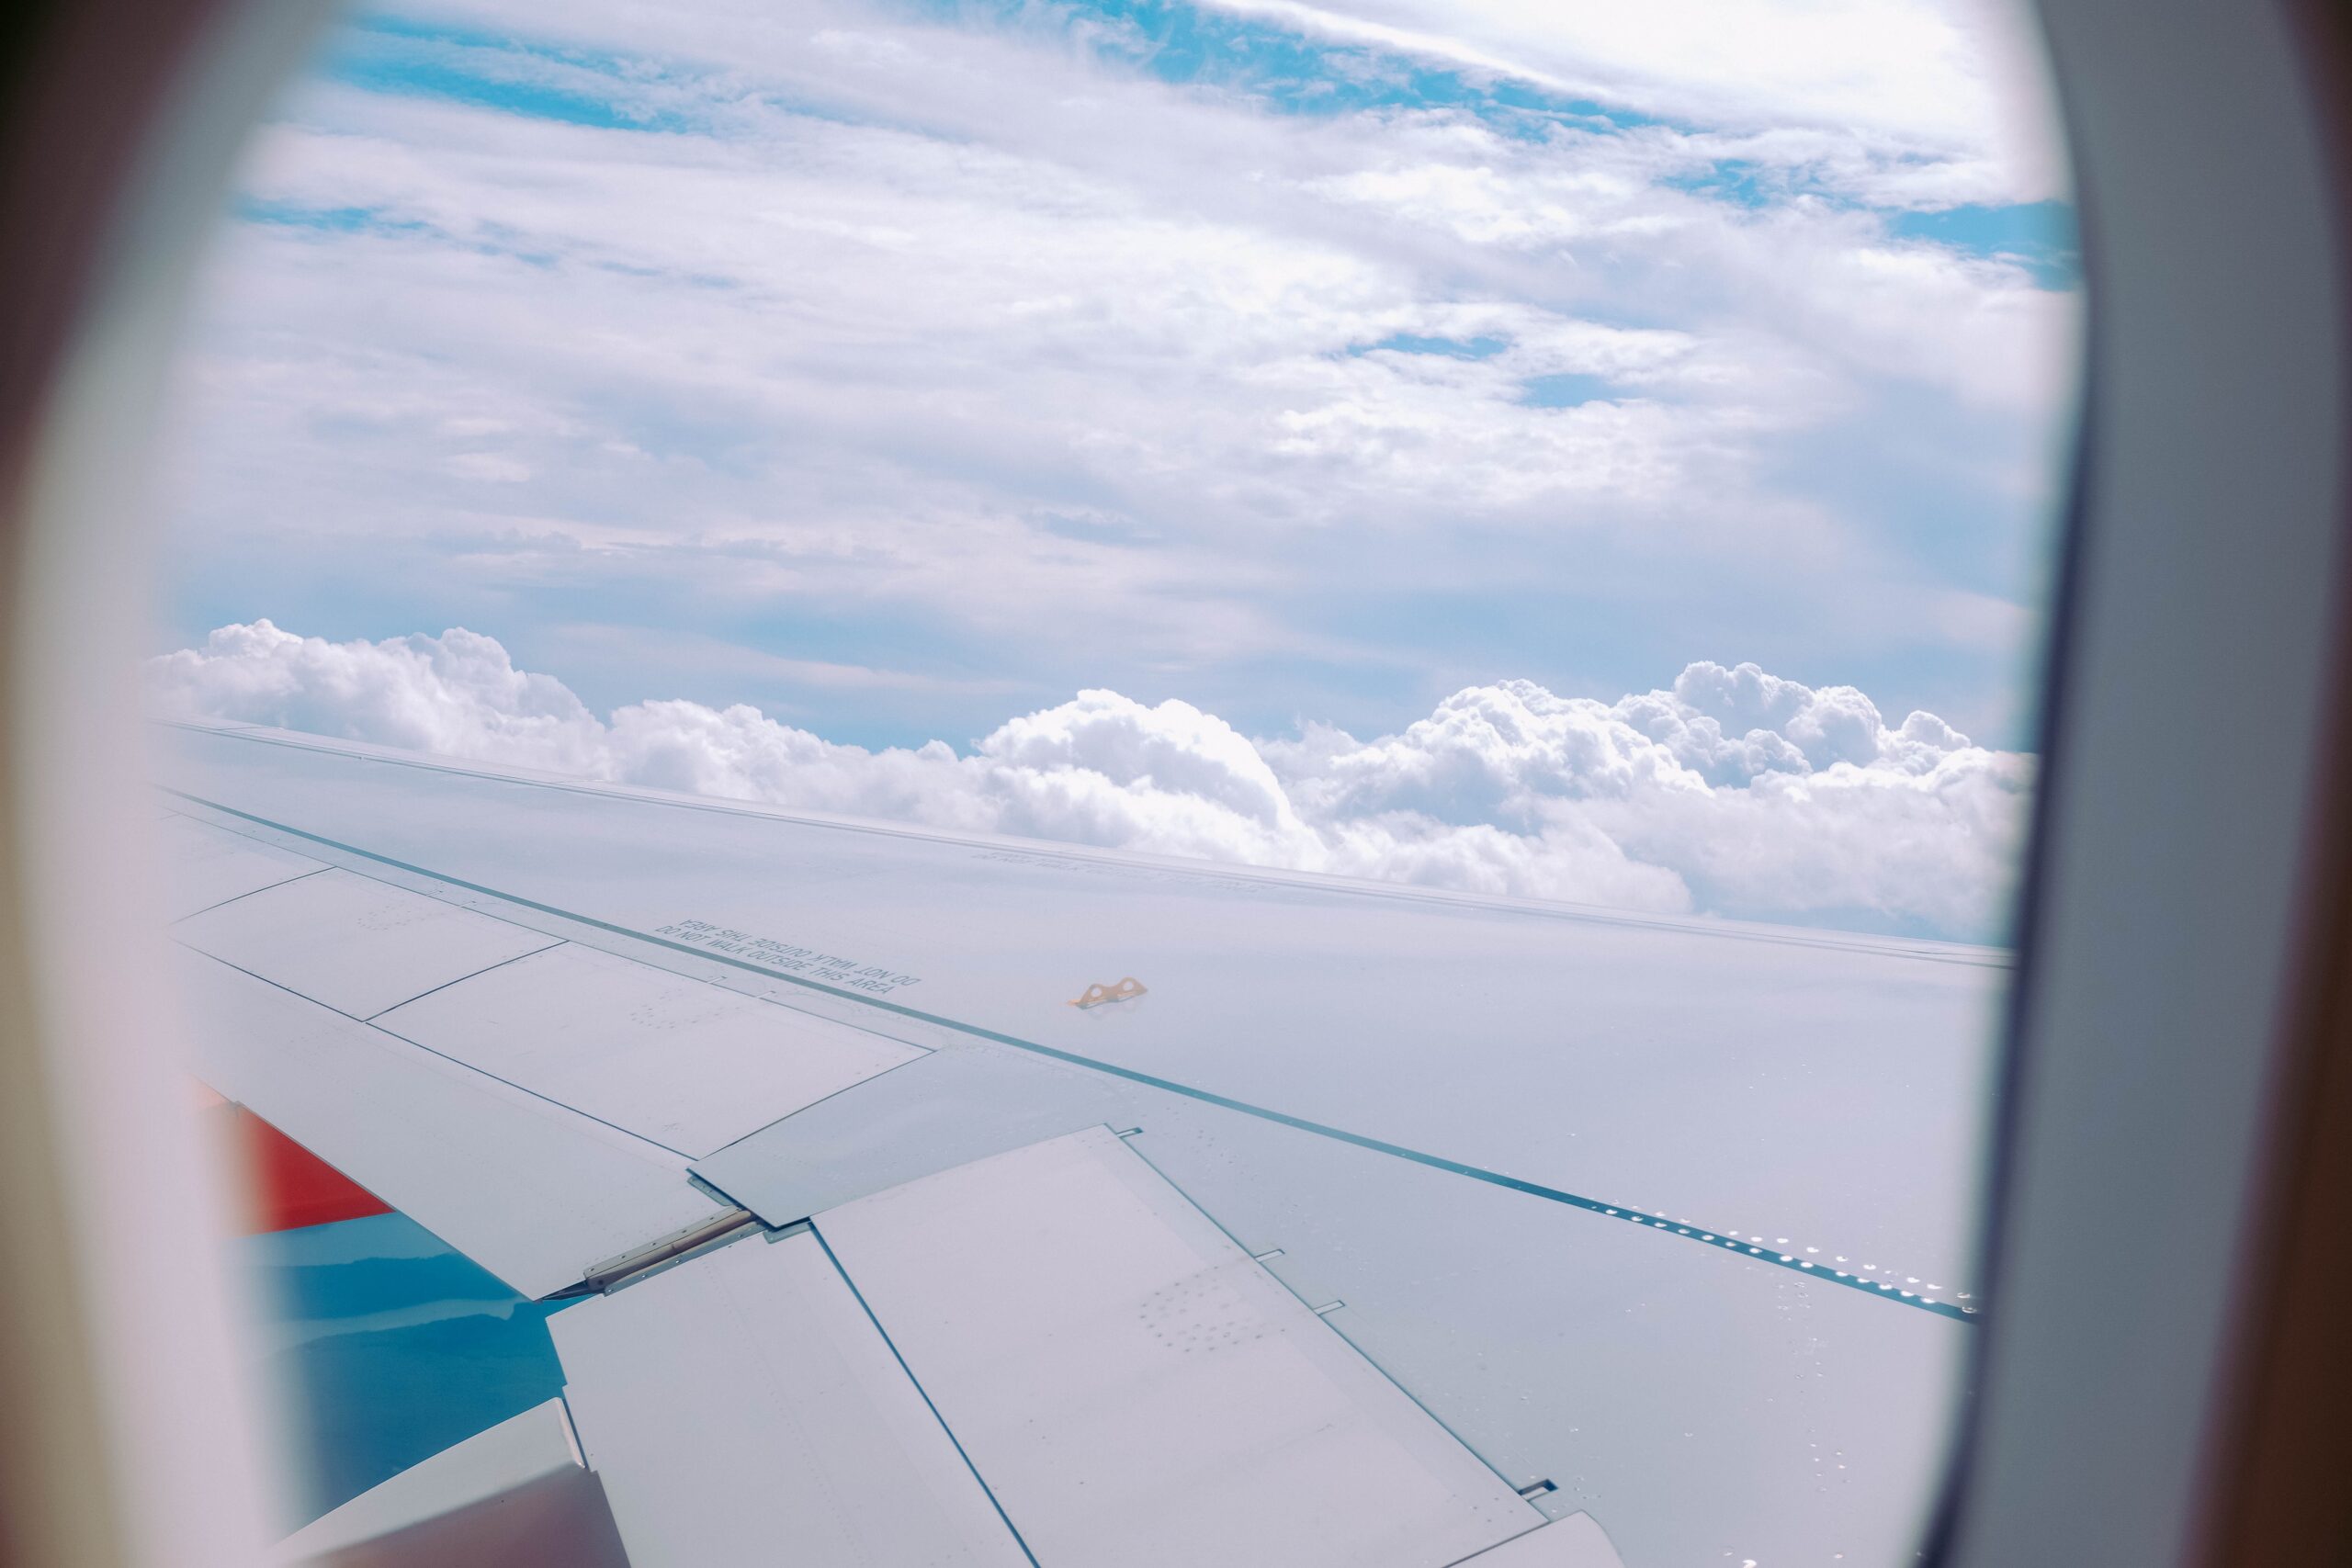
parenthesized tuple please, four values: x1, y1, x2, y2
(209, 1100, 391, 1234)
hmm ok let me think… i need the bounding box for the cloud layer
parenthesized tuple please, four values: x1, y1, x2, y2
(160, 0, 2078, 758)
(151, 623, 2030, 942)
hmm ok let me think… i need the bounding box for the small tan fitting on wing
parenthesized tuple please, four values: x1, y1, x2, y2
(1069, 976, 1148, 1009)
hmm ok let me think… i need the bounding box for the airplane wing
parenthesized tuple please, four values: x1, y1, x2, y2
(154, 719, 2004, 1568)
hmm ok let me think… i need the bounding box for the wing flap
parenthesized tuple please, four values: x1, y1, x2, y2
(550, 1228, 1033, 1568)
(270, 1399, 627, 1568)
(155, 812, 326, 920)
(1443, 1515, 1626, 1567)
(177, 951, 727, 1299)
(175, 867, 558, 1020)
(372, 942, 923, 1158)
(813, 1126, 1544, 1568)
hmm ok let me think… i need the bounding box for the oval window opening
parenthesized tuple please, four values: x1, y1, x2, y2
(146, 3, 2083, 1564)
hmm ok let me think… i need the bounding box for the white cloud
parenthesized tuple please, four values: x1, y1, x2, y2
(1193, 0, 2066, 200)
(159, 0, 2079, 755)
(150, 623, 2029, 941)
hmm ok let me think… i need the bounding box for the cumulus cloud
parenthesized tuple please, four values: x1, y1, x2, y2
(151, 624, 2030, 942)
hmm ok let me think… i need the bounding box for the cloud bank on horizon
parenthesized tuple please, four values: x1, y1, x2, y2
(151, 623, 2030, 943)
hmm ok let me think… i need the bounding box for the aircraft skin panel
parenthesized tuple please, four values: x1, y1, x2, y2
(269, 1398, 627, 1568)
(175, 866, 561, 1021)
(371, 941, 926, 1159)
(177, 949, 728, 1300)
(691, 1043, 1094, 1220)
(549, 1228, 1035, 1568)
(1442, 1513, 1625, 1567)
(155, 810, 327, 921)
(813, 1126, 1544, 1568)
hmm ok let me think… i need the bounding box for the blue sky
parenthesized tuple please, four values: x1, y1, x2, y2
(162, 0, 2078, 754)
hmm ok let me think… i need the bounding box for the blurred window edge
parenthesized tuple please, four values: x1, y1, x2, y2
(3, 2, 2350, 1566)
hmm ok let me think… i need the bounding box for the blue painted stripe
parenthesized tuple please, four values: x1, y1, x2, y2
(164, 786, 1980, 1325)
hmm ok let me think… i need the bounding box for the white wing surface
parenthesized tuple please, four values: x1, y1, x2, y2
(178, 865, 560, 1020)
(156, 809, 325, 920)
(154, 721, 1999, 1567)
(810, 1127, 1543, 1568)
(374, 942, 923, 1158)
(548, 1127, 1601, 1568)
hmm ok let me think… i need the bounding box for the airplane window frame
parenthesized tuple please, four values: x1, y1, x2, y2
(1, 0, 2348, 1564)
(1937, 4, 2352, 1563)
